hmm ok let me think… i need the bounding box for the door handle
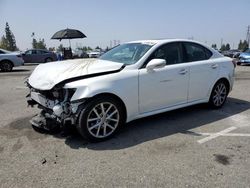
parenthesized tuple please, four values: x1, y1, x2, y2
(179, 69, 188, 75)
(211, 64, 218, 69)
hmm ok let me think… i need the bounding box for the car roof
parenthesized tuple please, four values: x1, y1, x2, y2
(126, 39, 205, 45)
(28, 49, 49, 52)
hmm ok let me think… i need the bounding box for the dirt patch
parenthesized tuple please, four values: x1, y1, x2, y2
(0, 116, 48, 141)
(214, 154, 231, 165)
(12, 139, 23, 152)
(0, 146, 4, 153)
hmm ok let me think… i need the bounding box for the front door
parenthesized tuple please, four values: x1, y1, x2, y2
(139, 42, 189, 113)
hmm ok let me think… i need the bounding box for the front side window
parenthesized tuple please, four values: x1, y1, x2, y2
(184, 42, 212, 62)
(147, 42, 183, 66)
(99, 43, 154, 65)
(25, 50, 32, 55)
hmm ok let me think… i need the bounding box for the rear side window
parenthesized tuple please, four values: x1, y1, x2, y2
(183, 42, 212, 62)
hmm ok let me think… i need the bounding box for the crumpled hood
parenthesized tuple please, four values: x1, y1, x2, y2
(28, 59, 123, 90)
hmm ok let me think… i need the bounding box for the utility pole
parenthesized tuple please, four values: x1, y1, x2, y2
(247, 25, 250, 47)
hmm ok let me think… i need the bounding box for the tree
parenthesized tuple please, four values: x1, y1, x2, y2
(0, 22, 18, 51)
(238, 40, 242, 50)
(87, 46, 92, 51)
(32, 38, 46, 49)
(225, 43, 230, 50)
(220, 44, 226, 51)
(238, 40, 249, 51)
(242, 40, 249, 51)
(211, 44, 217, 49)
(220, 43, 230, 51)
(36, 39, 46, 49)
(0, 36, 8, 49)
(32, 38, 38, 49)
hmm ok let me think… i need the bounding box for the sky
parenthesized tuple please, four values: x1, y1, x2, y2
(0, 0, 249, 51)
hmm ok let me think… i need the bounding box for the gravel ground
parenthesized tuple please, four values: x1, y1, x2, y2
(0, 64, 250, 188)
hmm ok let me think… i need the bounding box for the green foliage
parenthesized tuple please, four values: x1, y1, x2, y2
(225, 43, 230, 50)
(0, 35, 8, 49)
(32, 37, 47, 49)
(220, 43, 230, 51)
(77, 46, 93, 52)
(211, 44, 217, 49)
(238, 40, 249, 51)
(0, 22, 18, 51)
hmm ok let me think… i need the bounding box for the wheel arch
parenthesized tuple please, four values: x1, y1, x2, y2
(78, 92, 128, 122)
(0, 59, 14, 67)
(209, 77, 230, 98)
(214, 77, 230, 92)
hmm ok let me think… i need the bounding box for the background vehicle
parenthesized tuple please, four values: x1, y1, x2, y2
(27, 39, 235, 142)
(72, 49, 89, 58)
(87, 51, 102, 58)
(222, 49, 241, 58)
(237, 48, 250, 65)
(22, 49, 57, 63)
(0, 48, 24, 71)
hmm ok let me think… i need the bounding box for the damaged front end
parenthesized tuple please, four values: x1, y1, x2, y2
(26, 83, 85, 132)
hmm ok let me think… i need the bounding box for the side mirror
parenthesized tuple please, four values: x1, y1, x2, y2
(146, 59, 166, 71)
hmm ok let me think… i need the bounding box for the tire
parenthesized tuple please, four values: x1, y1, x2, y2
(45, 58, 52, 63)
(77, 96, 126, 142)
(237, 62, 241, 66)
(209, 80, 229, 108)
(0, 60, 13, 72)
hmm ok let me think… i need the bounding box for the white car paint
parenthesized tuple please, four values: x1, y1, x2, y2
(28, 58, 123, 90)
(27, 39, 234, 123)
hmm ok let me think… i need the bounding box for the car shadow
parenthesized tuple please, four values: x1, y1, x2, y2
(23, 63, 39, 66)
(0, 69, 30, 73)
(59, 97, 250, 150)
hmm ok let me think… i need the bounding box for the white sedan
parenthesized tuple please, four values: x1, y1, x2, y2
(26, 39, 235, 142)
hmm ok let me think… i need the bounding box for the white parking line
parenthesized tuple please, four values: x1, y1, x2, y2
(197, 126, 237, 144)
(198, 133, 250, 137)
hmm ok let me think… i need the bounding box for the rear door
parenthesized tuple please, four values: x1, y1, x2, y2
(139, 42, 189, 113)
(183, 42, 219, 102)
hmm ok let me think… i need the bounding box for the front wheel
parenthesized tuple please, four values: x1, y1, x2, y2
(77, 96, 125, 142)
(1, 61, 13, 72)
(209, 81, 228, 108)
(45, 58, 52, 63)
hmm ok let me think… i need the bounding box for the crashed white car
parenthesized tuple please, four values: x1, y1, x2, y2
(26, 39, 235, 142)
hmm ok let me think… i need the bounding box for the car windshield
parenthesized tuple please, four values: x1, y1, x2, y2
(99, 43, 154, 65)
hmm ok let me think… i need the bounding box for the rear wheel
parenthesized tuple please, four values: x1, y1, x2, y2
(209, 81, 228, 108)
(77, 96, 125, 142)
(0, 60, 13, 72)
(45, 58, 52, 63)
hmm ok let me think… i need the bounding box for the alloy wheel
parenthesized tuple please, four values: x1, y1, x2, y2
(87, 102, 119, 138)
(212, 83, 227, 107)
